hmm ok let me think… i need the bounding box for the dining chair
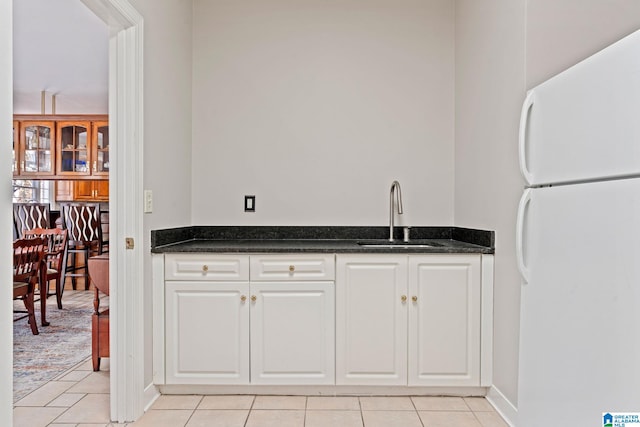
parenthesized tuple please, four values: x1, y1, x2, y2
(13, 237, 46, 335)
(60, 203, 103, 290)
(13, 203, 50, 239)
(24, 228, 69, 310)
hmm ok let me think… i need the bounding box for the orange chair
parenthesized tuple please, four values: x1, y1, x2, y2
(13, 237, 46, 335)
(88, 254, 109, 371)
(25, 228, 69, 310)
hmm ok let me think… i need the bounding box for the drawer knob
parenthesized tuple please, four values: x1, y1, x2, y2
(401, 295, 407, 303)
(289, 265, 295, 273)
(202, 265, 209, 272)
(240, 295, 247, 303)
(251, 295, 257, 302)
(412, 296, 418, 302)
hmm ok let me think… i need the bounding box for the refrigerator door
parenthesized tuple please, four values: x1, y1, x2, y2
(517, 178, 640, 426)
(519, 29, 640, 186)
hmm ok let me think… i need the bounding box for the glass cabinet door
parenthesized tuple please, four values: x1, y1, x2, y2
(57, 121, 90, 176)
(20, 121, 55, 176)
(12, 121, 18, 175)
(92, 121, 109, 176)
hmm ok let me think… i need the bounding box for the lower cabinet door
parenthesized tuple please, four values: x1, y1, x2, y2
(336, 255, 408, 385)
(408, 255, 481, 386)
(165, 282, 249, 384)
(250, 282, 335, 385)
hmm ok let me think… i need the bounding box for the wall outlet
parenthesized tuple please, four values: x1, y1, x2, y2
(244, 195, 255, 212)
(144, 190, 153, 213)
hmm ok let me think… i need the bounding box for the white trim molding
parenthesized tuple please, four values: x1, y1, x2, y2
(480, 255, 494, 386)
(81, 0, 145, 422)
(152, 254, 166, 385)
(144, 383, 161, 412)
(1, 1, 13, 425)
(486, 385, 518, 427)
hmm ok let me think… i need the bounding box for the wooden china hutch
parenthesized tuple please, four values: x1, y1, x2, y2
(12, 115, 109, 202)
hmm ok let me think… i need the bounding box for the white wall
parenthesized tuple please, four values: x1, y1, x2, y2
(456, 1, 640, 423)
(527, 0, 640, 88)
(454, 0, 526, 418)
(191, 0, 455, 227)
(12, 0, 109, 115)
(13, 92, 108, 115)
(136, 0, 640, 418)
(129, 0, 193, 388)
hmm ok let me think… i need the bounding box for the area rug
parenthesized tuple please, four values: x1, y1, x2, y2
(13, 290, 96, 402)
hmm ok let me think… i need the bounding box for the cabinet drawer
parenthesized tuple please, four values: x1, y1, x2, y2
(250, 254, 335, 281)
(165, 254, 249, 281)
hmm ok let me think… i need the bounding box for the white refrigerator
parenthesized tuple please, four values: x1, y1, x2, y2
(517, 29, 640, 426)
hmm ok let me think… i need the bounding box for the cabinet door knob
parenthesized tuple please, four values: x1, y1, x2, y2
(401, 295, 407, 303)
(251, 295, 257, 302)
(202, 265, 209, 272)
(240, 295, 247, 303)
(412, 296, 418, 302)
(289, 265, 295, 272)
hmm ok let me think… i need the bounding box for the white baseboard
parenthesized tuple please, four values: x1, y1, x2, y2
(157, 384, 488, 396)
(143, 383, 161, 412)
(486, 385, 518, 427)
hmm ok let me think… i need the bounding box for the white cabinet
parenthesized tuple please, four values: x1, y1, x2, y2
(164, 254, 250, 385)
(165, 253, 249, 281)
(249, 254, 335, 384)
(250, 282, 334, 385)
(161, 251, 490, 389)
(408, 255, 481, 386)
(250, 254, 335, 281)
(336, 254, 482, 387)
(164, 253, 335, 385)
(336, 255, 408, 385)
(165, 281, 249, 384)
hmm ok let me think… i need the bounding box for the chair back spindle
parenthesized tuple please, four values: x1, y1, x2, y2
(24, 228, 69, 309)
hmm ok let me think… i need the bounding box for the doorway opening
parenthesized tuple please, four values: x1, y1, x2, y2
(8, 0, 145, 423)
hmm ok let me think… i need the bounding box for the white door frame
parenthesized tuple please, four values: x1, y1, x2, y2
(2, 1, 146, 422)
(2, 1, 14, 425)
(80, 0, 145, 422)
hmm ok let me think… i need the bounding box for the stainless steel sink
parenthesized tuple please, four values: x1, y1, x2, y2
(357, 240, 443, 249)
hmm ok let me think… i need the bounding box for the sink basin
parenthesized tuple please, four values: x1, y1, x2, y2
(357, 240, 443, 249)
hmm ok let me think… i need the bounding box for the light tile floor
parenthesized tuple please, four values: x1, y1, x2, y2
(14, 358, 509, 427)
(13, 357, 119, 427)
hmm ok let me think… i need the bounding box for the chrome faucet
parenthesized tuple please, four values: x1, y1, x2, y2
(389, 180, 403, 241)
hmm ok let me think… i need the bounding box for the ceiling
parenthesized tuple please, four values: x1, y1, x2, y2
(13, 0, 109, 114)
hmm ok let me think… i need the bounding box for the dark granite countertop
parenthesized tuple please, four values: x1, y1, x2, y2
(151, 226, 494, 254)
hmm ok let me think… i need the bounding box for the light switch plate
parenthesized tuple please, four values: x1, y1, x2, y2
(244, 195, 255, 212)
(144, 190, 153, 213)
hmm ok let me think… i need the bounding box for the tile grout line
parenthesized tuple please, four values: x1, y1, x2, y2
(410, 396, 426, 427)
(303, 396, 308, 427)
(243, 395, 256, 427)
(47, 392, 84, 426)
(179, 394, 204, 427)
